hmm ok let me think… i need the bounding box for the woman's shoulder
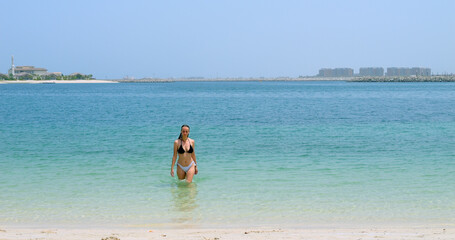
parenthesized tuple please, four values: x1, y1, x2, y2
(174, 139, 180, 145)
(189, 138, 195, 144)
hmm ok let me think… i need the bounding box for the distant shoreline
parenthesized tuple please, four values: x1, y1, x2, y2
(104, 75, 455, 82)
(1, 75, 455, 84)
(111, 75, 455, 82)
(0, 80, 118, 84)
(112, 77, 345, 82)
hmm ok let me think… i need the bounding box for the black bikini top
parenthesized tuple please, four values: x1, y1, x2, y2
(177, 139, 194, 154)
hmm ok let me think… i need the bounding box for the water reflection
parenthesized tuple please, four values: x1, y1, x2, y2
(171, 180, 198, 223)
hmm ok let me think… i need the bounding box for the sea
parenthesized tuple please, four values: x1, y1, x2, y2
(0, 81, 454, 228)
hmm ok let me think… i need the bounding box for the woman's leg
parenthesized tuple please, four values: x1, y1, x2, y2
(185, 165, 196, 183)
(177, 165, 186, 180)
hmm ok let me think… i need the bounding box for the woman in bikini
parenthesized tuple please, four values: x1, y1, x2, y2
(170, 125, 198, 182)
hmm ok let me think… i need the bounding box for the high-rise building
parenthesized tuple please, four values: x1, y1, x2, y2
(411, 67, 431, 76)
(359, 67, 384, 76)
(386, 67, 431, 76)
(318, 68, 353, 77)
(318, 68, 333, 77)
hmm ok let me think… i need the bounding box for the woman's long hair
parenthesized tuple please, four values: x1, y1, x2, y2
(178, 124, 190, 139)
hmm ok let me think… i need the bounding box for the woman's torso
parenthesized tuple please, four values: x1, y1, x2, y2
(177, 138, 194, 165)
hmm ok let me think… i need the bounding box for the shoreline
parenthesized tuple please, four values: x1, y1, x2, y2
(0, 80, 118, 84)
(114, 75, 455, 82)
(0, 226, 453, 240)
(2, 75, 455, 84)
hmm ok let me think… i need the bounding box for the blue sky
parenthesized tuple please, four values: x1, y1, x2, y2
(1, 0, 454, 78)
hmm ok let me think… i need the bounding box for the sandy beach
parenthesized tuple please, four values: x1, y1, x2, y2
(0, 226, 453, 240)
(0, 80, 117, 84)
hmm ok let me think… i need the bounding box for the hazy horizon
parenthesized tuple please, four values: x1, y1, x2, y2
(1, 0, 454, 79)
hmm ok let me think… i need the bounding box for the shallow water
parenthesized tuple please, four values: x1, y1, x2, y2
(0, 81, 454, 227)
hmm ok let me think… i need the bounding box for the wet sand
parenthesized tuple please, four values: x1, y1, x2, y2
(0, 226, 453, 240)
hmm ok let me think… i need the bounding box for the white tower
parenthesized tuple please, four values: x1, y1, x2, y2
(11, 55, 15, 76)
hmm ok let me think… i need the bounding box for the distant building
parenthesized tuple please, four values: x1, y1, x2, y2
(318, 68, 353, 77)
(386, 67, 431, 76)
(318, 68, 333, 77)
(359, 67, 384, 76)
(9, 66, 48, 76)
(386, 67, 408, 76)
(411, 67, 431, 76)
(42, 72, 62, 77)
(7, 56, 62, 78)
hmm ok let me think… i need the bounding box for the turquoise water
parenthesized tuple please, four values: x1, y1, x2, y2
(1, 81, 454, 227)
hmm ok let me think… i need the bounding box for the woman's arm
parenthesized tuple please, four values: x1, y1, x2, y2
(171, 140, 178, 177)
(191, 140, 198, 175)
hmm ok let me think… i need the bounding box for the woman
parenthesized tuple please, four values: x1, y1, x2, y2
(171, 125, 198, 182)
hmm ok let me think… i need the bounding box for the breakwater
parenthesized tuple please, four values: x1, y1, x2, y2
(115, 75, 455, 83)
(112, 78, 174, 83)
(349, 75, 455, 82)
(113, 77, 348, 82)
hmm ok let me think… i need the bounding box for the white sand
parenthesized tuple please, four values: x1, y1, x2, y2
(0, 227, 453, 240)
